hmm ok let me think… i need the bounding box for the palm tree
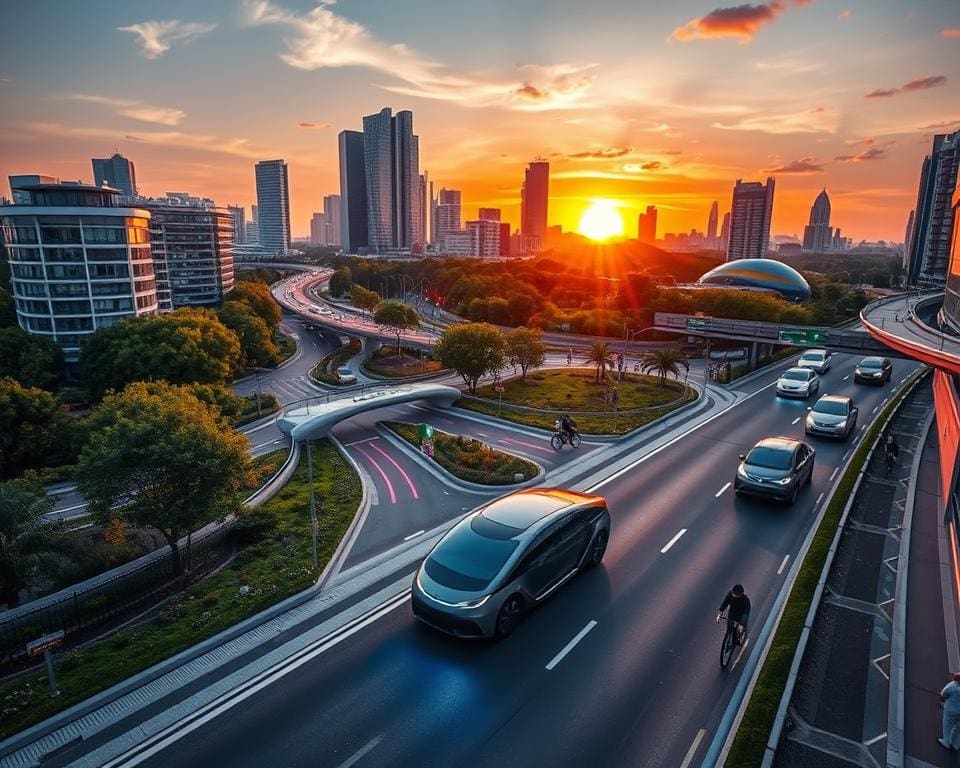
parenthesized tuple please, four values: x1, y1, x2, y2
(583, 342, 615, 383)
(0, 481, 57, 608)
(639, 349, 690, 386)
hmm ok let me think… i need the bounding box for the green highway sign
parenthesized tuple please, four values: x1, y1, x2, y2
(778, 328, 827, 345)
(417, 423, 434, 442)
(685, 318, 709, 330)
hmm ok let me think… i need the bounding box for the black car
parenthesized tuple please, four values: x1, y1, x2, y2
(735, 437, 815, 505)
(854, 356, 892, 385)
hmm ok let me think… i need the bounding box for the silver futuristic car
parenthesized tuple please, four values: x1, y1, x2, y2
(805, 394, 858, 441)
(411, 488, 610, 640)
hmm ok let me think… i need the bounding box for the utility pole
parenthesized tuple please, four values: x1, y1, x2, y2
(307, 440, 318, 570)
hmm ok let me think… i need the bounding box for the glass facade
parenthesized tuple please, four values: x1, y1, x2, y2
(944, 186, 960, 333)
(697, 258, 812, 302)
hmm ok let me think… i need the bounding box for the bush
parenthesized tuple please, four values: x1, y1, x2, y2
(202, 593, 220, 608)
(233, 506, 280, 544)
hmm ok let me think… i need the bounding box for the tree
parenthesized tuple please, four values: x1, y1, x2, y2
(0, 378, 74, 480)
(350, 284, 381, 312)
(0, 480, 57, 607)
(186, 383, 245, 422)
(80, 308, 242, 398)
(506, 328, 546, 381)
(218, 300, 280, 368)
(583, 342, 615, 383)
(227, 280, 282, 330)
(0, 326, 63, 390)
(374, 300, 420, 355)
(639, 348, 689, 386)
(329, 267, 353, 298)
(76, 382, 250, 576)
(435, 323, 505, 394)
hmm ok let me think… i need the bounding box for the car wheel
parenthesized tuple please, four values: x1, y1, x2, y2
(495, 594, 524, 639)
(586, 529, 608, 567)
(788, 483, 800, 506)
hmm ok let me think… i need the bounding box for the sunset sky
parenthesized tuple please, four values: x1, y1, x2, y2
(1, 0, 958, 243)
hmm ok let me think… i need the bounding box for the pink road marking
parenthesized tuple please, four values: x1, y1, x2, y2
(499, 437, 553, 454)
(370, 443, 420, 500)
(355, 446, 397, 504)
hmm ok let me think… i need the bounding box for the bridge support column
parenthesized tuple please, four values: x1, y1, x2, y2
(361, 337, 382, 359)
(749, 341, 760, 369)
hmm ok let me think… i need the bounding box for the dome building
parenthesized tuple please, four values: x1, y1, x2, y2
(696, 258, 811, 302)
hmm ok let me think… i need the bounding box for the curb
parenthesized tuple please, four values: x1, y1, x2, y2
(318, 436, 373, 588)
(375, 423, 544, 495)
(719, 351, 800, 389)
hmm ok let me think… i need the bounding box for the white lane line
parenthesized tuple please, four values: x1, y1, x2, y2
(864, 732, 887, 747)
(251, 438, 283, 450)
(881, 398, 888, 407)
(56, 502, 88, 513)
(842, 450, 851, 462)
(661, 528, 688, 554)
(829, 467, 839, 482)
(791, 417, 801, 425)
(843, 375, 850, 381)
(344, 437, 380, 447)
(679, 728, 706, 768)
(777, 555, 790, 575)
(442, 490, 450, 495)
(816, 492, 824, 506)
(403, 529, 425, 542)
(730, 637, 750, 672)
(336, 735, 383, 768)
(861, 424, 867, 432)
(872, 405, 879, 414)
(715, 482, 731, 498)
(476, 432, 488, 437)
(545, 620, 598, 671)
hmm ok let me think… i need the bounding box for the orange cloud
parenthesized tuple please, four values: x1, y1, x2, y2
(566, 147, 632, 159)
(839, 9, 852, 20)
(298, 121, 331, 129)
(865, 75, 947, 98)
(670, 2, 806, 44)
(762, 156, 824, 174)
(835, 144, 892, 162)
(941, 29, 960, 38)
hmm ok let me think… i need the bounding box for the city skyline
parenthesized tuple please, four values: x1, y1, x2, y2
(1, 0, 958, 242)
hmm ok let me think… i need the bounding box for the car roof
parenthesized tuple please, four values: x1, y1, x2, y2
(814, 394, 851, 406)
(754, 436, 802, 452)
(858, 356, 887, 364)
(800, 349, 827, 356)
(781, 367, 812, 375)
(480, 488, 600, 531)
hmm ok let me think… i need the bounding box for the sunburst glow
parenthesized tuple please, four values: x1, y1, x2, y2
(578, 199, 625, 241)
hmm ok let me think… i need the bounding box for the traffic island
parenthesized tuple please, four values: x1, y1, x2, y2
(457, 368, 697, 435)
(361, 345, 445, 379)
(309, 340, 361, 386)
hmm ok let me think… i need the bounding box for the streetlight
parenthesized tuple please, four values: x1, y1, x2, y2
(619, 325, 659, 383)
(306, 439, 318, 571)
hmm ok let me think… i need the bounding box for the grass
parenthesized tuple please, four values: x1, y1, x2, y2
(0, 441, 360, 741)
(362, 345, 444, 379)
(725, 371, 921, 766)
(239, 449, 288, 496)
(458, 368, 696, 435)
(233, 393, 280, 427)
(311, 340, 362, 386)
(275, 331, 297, 364)
(384, 421, 539, 485)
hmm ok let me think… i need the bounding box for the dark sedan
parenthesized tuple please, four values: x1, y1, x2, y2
(854, 356, 893, 385)
(806, 394, 858, 440)
(734, 437, 815, 505)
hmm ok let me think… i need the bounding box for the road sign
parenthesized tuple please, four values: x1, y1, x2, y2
(26, 630, 64, 657)
(778, 328, 827, 346)
(417, 423, 434, 442)
(685, 318, 708, 330)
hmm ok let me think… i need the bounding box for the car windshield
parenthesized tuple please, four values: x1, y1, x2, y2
(782, 370, 809, 381)
(814, 400, 848, 416)
(801, 352, 825, 362)
(337, 368, 352, 375)
(424, 520, 520, 592)
(745, 446, 794, 470)
(858, 358, 882, 369)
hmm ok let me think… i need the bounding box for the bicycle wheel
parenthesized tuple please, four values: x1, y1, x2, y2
(550, 435, 563, 451)
(570, 433, 582, 449)
(720, 625, 735, 668)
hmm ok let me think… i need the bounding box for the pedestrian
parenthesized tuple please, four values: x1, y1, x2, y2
(940, 672, 960, 749)
(567, 348, 573, 366)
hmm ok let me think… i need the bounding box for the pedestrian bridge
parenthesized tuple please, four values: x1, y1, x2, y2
(277, 383, 462, 442)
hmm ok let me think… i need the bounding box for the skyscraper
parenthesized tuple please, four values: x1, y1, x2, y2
(637, 205, 657, 243)
(479, 208, 501, 221)
(719, 212, 731, 253)
(706, 201, 719, 246)
(227, 205, 246, 245)
(254, 160, 291, 254)
(726, 177, 775, 261)
(802, 189, 833, 252)
(435, 188, 462, 242)
(906, 129, 960, 284)
(902, 209, 916, 270)
(310, 212, 324, 245)
(91, 153, 137, 197)
(521, 161, 549, 241)
(419, 172, 430, 245)
(338, 130, 368, 253)
(322, 194, 342, 246)
(391, 110, 420, 249)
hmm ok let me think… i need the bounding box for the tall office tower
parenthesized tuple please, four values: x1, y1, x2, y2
(801, 189, 833, 252)
(338, 130, 368, 253)
(322, 194, 342, 246)
(726, 177, 775, 261)
(499, 222, 511, 256)
(391, 109, 420, 249)
(479, 208, 501, 221)
(362, 108, 395, 251)
(907, 130, 960, 284)
(902, 209, 916, 270)
(227, 205, 246, 245)
(419, 172, 430, 245)
(719, 212, 731, 253)
(466, 219, 501, 258)
(435, 188, 462, 241)
(310, 212, 325, 245)
(706, 201, 719, 246)
(254, 160, 291, 254)
(520, 161, 549, 241)
(91, 153, 137, 197)
(0, 182, 158, 363)
(637, 205, 657, 243)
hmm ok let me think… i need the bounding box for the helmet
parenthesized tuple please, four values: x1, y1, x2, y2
(732, 584, 745, 596)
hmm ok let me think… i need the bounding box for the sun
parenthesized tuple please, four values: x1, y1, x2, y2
(578, 199, 625, 241)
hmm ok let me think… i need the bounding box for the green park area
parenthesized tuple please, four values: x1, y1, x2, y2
(362, 345, 444, 379)
(384, 421, 539, 485)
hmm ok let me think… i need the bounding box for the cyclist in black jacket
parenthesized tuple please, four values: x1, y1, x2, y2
(717, 584, 751, 645)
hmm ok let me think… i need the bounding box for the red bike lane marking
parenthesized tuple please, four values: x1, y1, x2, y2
(499, 437, 554, 454)
(354, 445, 397, 504)
(370, 443, 420, 500)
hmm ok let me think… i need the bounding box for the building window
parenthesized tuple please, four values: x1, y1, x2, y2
(86, 247, 130, 262)
(45, 263, 87, 280)
(13, 280, 48, 297)
(93, 297, 133, 313)
(90, 281, 131, 296)
(83, 227, 127, 244)
(7, 247, 41, 262)
(26, 316, 53, 332)
(40, 226, 82, 244)
(135, 294, 156, 310)
(131, 262, 155, 277)
(134, 278, 156, 293)
(0, 225, 39, 244)
(51, 300, 92, 315)
(15, 298, 49, 314)
(49, 283, 89, 297)
(43, 247, 86, 263)
(88, 263, 130, 279)
(127, 227, 150, 244)
(11, 263, 45, 279)
(54, 317, 94, 332)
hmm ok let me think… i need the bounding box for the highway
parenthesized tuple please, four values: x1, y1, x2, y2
(124, 351, 920, 768)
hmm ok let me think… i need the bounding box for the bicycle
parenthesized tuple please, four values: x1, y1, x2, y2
(550, 420, 582, 451)
(717, 613, 745, 669)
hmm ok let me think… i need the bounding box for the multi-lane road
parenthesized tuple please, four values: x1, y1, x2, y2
(119, 349, 918, 768)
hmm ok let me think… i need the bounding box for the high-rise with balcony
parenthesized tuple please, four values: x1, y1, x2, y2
(906, 129, 960, 285)
(0, 182, 157, 363)
(434, 188, 462, 245)
(466, 219, 501, 259)
(338, 130, 367, 253)
(726, 177, 775, 261)
(520, 161, 549, 241)
(91, 153, 137, 197)
(802, 189, 832, 253)
(227, 205, 246, 245)
(254, 160, 291, 255)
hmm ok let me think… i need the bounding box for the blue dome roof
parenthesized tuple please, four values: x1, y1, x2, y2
(697, 259, 811, 302)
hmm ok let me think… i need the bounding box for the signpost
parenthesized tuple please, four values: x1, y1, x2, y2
(418, 423, 435, 457)
(685, 317, 708, 330)
(27, 630, 64, 697)
(495, 385, 505, 416)
(778, 328, 827, 346)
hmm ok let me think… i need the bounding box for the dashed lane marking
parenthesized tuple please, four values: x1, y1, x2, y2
(344, 437, 380, 447)
(777, 555, 790, 575)
(336, 736, 383, 768)
(791, 417, 801, 425)
(680, 729, 706, 768)
(715, 483, 731, 498)
(661, 529, 687, 554)
(829, 467, 839, 482)
(403, 530, 425, 542)
(545, 620, 598, 671)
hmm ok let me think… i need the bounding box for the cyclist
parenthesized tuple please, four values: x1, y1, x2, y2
(559, 413, 578, 445)
(884, 434, 899, 476)
(717, 584, 751, 646)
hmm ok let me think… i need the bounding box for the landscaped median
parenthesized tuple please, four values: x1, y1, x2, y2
(724, 368, 927, 767)
(458, 368, 697, 435)
(310, 340, 361, 386)
(361, 345, 445, 379)
(0, 441, 360, 741)
(383, 421, 539, 486)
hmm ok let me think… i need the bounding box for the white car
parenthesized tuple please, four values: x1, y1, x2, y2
(796, 349, 831, 374)
(336, 367, 357, 384)
(776, 367, 820, 399)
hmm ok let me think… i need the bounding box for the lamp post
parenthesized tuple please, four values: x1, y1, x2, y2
(619, 325, 657, 384)
(307, 440, 318, 571)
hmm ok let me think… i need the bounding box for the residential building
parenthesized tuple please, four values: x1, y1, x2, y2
(719, 212, 731, 253)
(726, 177, 775, 261)
(227, 205, 246, 245)
(254, 160, 291, 255)
(436, 229, 477, 257)
(466, 219, 501, 258)
(434, 188, 462, 242)
(802, 189, 833, 252)
(338, 129, 368, 253)
(520, 161, 549, 242)
(419, 172, 430, 245)
(9, 175, 61, 204)
(0, 182, 158, 363)
(906, 129, 960, 284)
(310, 212, 325, 245)
(510, 233, 541, 256)
(91, 153, 137, 197)
(323, 194, 341, 246)
(637, 205, 657, 243)
(706, 201, 719, 248)
(479, 208, 501, 221)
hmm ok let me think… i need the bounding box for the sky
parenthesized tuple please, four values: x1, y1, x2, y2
(1, 0, 958, 243)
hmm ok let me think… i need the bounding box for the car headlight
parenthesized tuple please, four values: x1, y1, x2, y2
(737, 464, 748, 478)
(835, 419, 847, 429)
(453, 594, 491, 609)
(773, 476, 794, 485)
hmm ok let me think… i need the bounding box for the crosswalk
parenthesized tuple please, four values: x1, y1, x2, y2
(265, 375, 322, 404)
